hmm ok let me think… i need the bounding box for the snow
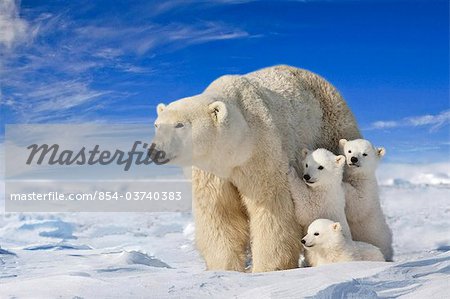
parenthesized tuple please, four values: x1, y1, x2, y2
(1, 163, 449, 298)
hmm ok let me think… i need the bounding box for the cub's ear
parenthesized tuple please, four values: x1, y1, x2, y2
(335, 155, 346, 166)
(209, 101, 228, 123)
(339, 139, 348, 150)
(331, 222, 342, 232)
(377, 147, 386, 158)
(300, 148, 310, 160)
(157, 103, 166, 115)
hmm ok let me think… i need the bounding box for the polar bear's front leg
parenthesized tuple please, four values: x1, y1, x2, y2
(243, 191, 301, 272)
(192, 168, 249, 271)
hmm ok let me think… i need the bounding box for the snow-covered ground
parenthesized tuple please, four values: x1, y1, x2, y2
(0, 163, 449, 298)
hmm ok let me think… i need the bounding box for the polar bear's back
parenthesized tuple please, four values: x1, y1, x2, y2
(246, 65, 324, 103)
(245, 65, 361, 152)
(204, 65, 361, 158)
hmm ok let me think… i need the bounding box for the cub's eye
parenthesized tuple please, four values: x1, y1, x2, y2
(348, 150, 352, 153)
(154, 123, 159, 128)
(175, 123, 184, 128)
(363, 153, 368, 156)
(314, 232, 319, 236)
(318, 166, 324, 170)
(305, 164, 308, 168)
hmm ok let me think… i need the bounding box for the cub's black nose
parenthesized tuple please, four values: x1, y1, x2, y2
(351, 157, 358, 163)
(303, 174, 311, 181)
(301, 239, 306, 244)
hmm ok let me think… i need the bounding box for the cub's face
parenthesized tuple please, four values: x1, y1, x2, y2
(153, 96, 252, 174)
(301, 148, 345, 187)
(339, 139, 385, 174)
(302, 219, 343, 249)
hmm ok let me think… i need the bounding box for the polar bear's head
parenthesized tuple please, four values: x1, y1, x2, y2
(153, 95, 253, 176)
(301, 218, 345, 250)
(339, 139, 385, 174)
(300, 148, 345, 187)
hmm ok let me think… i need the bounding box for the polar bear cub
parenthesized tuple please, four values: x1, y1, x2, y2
(302, 219, 385, 266)
(339, 138, 393, 261)
(288, 148, 351, 238)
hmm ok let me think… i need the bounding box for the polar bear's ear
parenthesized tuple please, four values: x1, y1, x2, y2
(300, 148, 309, 160)
(157, 103, 166, 115)
(331, 222, 341, 232)
(335, 155, 346, 166)
(209, 101, 228, 123)
(377, 147, 386, 158)
(339, 139, 347, 151)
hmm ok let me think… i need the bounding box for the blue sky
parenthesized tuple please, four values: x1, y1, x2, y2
(0, 0, 448, 163)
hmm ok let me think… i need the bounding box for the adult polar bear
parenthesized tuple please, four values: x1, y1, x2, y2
(153, 65, 361, 272)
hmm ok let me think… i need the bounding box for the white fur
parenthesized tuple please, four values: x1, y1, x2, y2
(303, 219, 385, 266)
(339, 138, 393, 261)
(153, 65, 361, 272)
(288, 148, 351, 266)
(288, 148, 351, 237)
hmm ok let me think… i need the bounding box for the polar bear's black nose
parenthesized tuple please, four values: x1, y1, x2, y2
(351, 157, 358, 163)
(301, 239, 306, 244)
(303, 174, 311, 181)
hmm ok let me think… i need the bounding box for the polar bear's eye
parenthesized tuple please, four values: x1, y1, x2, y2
(348, 150, 352, 153)
(318, 166, 324, 170)
(175, 123, 184, 128)
(314, 232, 319, 236)
(154, 123, 159, 128)
(363, 153, 368, 156)
(305, 164, 308, 168)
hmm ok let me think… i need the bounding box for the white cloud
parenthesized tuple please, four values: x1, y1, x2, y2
(3, 80, 112, 123)
(407, 111, 450, 128)
(369, 110, 450, 131)
(165, 23, 249, 43)
(371, 120, 398, 129)
(144, 0, 258, 17)
(26, 81, 109, 113)
(0, 2, 254, 124)
(0, 0, 32, 49)
(72, 22, 250, 56)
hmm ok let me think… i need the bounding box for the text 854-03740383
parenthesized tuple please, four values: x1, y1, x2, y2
(8, 191, 183, 201)
(96, 191, 183, 201)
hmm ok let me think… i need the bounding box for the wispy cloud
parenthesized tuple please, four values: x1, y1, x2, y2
(369, 110, 450, 131)
(23, 81, 109, 112)
(0, 1, 254, 124)
(0, 0, 36, 50)
(73, 21, 250, 56)
(2, 80, 113, 122)
(144, 0, 258, 16)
